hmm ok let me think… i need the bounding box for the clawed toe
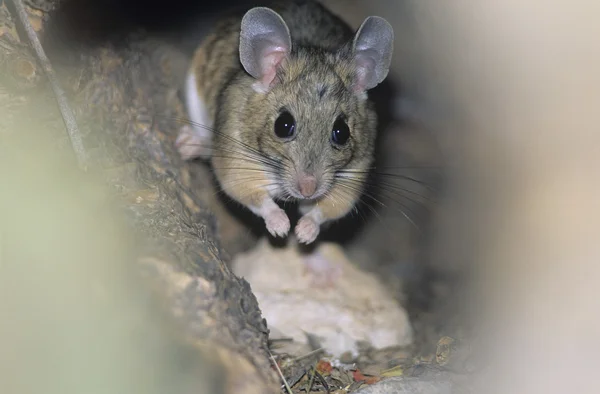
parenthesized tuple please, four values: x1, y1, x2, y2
(295, 216, 320, 244)
(265, 209, 291, 237)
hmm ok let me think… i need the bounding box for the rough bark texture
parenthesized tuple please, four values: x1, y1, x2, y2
(0, 0, 278, 392)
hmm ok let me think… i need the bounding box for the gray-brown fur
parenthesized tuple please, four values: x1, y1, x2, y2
(183, 0, 393, 242)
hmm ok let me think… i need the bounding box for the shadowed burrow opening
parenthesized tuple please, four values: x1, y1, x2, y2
(40, 0, 470, 390)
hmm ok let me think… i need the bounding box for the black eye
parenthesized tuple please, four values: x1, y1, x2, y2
(331, 117, 350, 146)
(274, 111, 296, 139)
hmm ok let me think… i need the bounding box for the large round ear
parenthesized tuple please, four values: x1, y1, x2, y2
(352, 16, 394, 91)
(239, 7, 292, 89)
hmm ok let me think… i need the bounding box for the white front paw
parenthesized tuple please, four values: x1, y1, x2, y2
(264, 208, 291, 237)
(175, 124, 212, 160)
(295, 216, 320, 244)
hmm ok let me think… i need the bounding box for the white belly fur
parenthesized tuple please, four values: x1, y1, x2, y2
(185, 71, 213, 139)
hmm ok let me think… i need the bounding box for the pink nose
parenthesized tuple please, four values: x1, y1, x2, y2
(298, 174, 317, 198)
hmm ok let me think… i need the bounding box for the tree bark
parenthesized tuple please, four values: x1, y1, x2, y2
(0, 1, 278, 392)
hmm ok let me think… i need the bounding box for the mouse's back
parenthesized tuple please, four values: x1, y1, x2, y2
(268, 0, 355, 50)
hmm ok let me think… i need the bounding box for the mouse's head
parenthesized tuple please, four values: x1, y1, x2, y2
(238, 7, 394, 201)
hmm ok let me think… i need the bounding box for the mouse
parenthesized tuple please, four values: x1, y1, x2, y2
(175, 0, 394, 244)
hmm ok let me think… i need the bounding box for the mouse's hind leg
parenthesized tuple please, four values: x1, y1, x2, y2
(176, 124, 212, 160)
(176, 72, 213, 160)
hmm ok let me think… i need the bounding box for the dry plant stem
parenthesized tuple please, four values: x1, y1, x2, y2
(269, 352, 293, 394)
(307, 362, 317, 393)
(8, 0, 89, 170)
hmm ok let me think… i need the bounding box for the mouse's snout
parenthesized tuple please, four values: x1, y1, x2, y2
(297, 173, 318, 198)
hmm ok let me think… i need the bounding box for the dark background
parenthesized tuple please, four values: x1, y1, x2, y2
(47, 0, 261, 49)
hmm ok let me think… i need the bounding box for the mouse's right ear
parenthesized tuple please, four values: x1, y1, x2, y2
(239, 7, 292, 91)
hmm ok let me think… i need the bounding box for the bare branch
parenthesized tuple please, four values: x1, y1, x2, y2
(8, 0, 89, 170)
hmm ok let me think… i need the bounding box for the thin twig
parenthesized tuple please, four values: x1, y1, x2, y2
(306, 362, 317, 393)
(291, 347, 324, 362)
(8, 0, 88, 170)
(269, 351, 293, 394)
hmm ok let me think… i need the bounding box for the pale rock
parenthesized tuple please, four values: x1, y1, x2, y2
(231, 239, 413, 358)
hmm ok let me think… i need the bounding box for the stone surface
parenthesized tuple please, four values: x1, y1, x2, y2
(354, 376, 456, 394)
(232, 238, 413, 358)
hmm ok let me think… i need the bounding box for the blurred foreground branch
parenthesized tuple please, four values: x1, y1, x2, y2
(8, 0, 88, 168)
(0, 1, 279, 393)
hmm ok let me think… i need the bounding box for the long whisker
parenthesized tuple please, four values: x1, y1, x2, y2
(339, 168, 439, 191)
(321, 185, 373, 225)
(209, 166, 282, 179)
(336, 167, 435, 202)
(327, 167, 423, 227)
(364, 175, 434, 198)
(345, 176, 433, 203)
(194, 147, 285, 171)
(209, 166, 276, 173)
(213, 180, 284, 200)
(171, 116, 262, 154)
(333, 178, 421, 231)
(168, 116, 291, 168)
(213, 174, 284, 188)
(340, 187, 383, 225)
(166, 116, 301, 184)
(337, 175, 432, 209)
(354, 165, 442, 171)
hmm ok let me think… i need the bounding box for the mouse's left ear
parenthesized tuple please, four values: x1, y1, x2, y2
(351, 16, 394, 92)
(239, 7, 292, 91)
